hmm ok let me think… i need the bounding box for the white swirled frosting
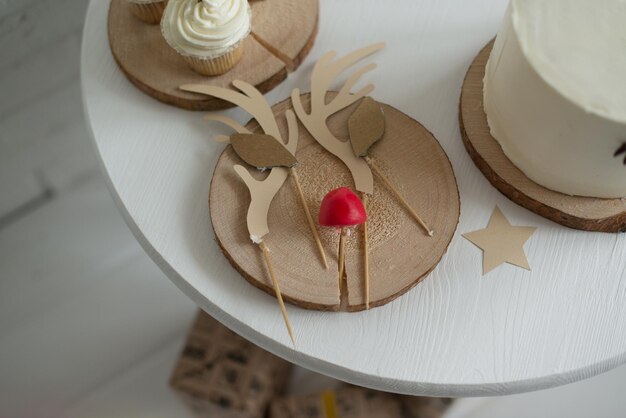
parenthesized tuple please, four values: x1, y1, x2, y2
(161, 0, 251, 58)
(484, 0, 626, 198)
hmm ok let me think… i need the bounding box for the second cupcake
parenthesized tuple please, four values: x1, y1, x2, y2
(161, 0, 251, 76)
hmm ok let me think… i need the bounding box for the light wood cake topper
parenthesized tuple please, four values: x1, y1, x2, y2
(108, 0, 318, 110)
(181, 80, 299, 241)
(180, 80, 328, 268)
(292, 44, 434, 307)
(349, 97, 385, 157)
(460, 41, 626, 232)
(230, 134, 298, 169)
(180, 80, 300, 343)
(181, 81, 328, 269)
(291, 44, 383, 195)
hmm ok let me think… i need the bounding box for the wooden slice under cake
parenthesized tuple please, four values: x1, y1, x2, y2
(107, 0, 318, 110)
(210, 93, 460, 311)
(460, 42, 626, 232)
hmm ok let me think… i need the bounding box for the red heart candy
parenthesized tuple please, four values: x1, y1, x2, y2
(319, 187, 367, 228)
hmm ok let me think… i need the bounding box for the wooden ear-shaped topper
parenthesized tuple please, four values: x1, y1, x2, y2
(348, 97, 385, 157)
(347, 96, 433, 237)
(231, 133, 298, 169)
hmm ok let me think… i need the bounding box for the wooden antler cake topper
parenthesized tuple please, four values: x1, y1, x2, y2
(292, 43, 433, 308)
(291, 44, 381, 308)
(229, 125, 328, 268)
(179, 80, 304, 344)
(291, 43, 382, 194)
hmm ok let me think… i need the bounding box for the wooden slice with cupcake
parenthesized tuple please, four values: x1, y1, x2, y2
(161, 0, 250, 76)
(108, 0, 319, 110)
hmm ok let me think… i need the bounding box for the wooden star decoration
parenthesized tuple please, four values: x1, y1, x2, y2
(463, 206, 537, 275)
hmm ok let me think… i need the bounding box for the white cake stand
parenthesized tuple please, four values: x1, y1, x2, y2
(82, 0, 626, 396)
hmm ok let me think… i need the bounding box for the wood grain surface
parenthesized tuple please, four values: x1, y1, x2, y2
(460, 42, 626, 232)
(210, 93, 459, 311)
(250, 0, 319, 71)
(107, 0, 318, 110)
(84, 0, 626, 397)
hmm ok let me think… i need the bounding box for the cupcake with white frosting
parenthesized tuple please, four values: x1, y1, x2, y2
(161, 0, 251, 76)
(127, 0, 168, 24)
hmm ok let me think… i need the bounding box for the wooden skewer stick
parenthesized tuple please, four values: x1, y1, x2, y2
(322, 390, 339, 418)
(362, 193, 370, 309)
(290, 168, 328, 269)
(259, 241, 295, 345)
(364, 156, 434, 237)
(337, 227, 347, 288)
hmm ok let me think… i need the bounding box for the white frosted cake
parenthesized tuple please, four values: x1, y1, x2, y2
(483, 0, 626, 198)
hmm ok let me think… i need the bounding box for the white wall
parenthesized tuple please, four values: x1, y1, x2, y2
(0, 0, 94, 219)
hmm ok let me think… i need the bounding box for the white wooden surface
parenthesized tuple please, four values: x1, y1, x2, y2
(82, 0, 626, 397)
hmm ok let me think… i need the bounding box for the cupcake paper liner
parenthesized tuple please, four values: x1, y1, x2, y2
(183, 41, 245, 76)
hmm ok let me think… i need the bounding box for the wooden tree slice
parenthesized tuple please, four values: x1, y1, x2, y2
(460, 42, 626, 232)
(107, 0, 318, 110)
(249, 0, 319, 71)
(210, 93, 460, 311)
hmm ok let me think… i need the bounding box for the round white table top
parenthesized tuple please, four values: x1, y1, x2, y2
(81, 0, 626, 397)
